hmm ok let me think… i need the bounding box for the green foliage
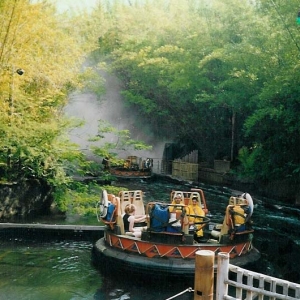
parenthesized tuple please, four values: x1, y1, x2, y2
(0, 0, 87, 185)
(236, 146, 260, 180)
(82, 0, 300, 186)
(55, 182, 127, 216)
(89, 119, 152, 161)
(1, 0, 300, 213)
(77, 67, 106, 98)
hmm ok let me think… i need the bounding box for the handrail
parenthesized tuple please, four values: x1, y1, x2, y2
(216, 252, 300, 300)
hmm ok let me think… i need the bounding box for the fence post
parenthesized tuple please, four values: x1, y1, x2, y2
(216, 252, 230, 300)
(194, 250, 215, 300)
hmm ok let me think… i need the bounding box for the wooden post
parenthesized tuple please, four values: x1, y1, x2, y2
(215, 252, 229, 300)
(194, 250, 215, 300)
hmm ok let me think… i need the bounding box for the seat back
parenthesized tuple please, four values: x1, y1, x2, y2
(229, 196, 248, 206)
(132, 190, 145, 215)
(102, 194, 119, 230)
(118, 190, 133, 214)
(116, 214, 125, 235)
(112, 196, 124, 235)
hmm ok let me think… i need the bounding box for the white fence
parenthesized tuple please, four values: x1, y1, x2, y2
(216, 252, 300, 300)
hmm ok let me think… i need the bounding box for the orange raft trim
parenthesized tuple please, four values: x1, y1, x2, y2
(105, 232, 253, 260)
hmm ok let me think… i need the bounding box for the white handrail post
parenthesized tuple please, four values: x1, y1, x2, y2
(216, 252, 230, 300)
(194, 250, 215, 300)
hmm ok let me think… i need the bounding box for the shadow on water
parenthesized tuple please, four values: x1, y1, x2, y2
(93, 263, 194, 300)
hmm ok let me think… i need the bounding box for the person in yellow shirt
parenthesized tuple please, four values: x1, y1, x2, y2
(169, 195, 184, 213)
(229, 205, 249, 232)
(168, 195, 185, 230)
(188, 197, 205, 241)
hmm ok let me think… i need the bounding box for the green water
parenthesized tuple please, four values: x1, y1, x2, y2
(0, 240, 100, 300)
(0, 239, 194, 300)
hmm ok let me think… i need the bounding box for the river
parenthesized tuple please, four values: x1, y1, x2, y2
(1, 178, 300, 300)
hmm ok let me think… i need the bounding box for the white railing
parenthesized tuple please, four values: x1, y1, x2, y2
(216, 252, 300, 300)
(167, 251, 300, 300)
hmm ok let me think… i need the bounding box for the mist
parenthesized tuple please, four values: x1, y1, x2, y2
(64, 65, 168, 164)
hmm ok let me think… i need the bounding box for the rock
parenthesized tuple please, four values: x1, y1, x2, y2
(0, 179, 53, 220)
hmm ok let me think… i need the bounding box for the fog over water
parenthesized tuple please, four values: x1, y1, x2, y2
(65, 65, 168, 163)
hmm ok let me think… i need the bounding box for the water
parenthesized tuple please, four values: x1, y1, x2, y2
(0, 240, 99, 300)
(1, 178, 300, 299)
(0, 240, 193, 300)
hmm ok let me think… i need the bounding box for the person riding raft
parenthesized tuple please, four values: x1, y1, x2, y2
(187, 196, 205, 242)
(227, 203, 251, 240)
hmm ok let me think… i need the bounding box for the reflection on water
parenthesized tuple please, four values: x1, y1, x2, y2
(0, 239, 194, 300)
(94, 272, 194, 300)
(0, 240, 101, 300)
(1, 178, 300, 299)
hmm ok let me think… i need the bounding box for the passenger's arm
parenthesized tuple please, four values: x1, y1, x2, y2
(128, 216, 135, 232)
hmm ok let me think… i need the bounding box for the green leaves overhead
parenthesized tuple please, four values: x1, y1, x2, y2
(0, 0, 85, 182)
(1, 0, 300, 189)
(89, 0, 300, 181)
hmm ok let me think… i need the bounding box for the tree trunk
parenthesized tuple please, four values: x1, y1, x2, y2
(231, 111, 236, 162)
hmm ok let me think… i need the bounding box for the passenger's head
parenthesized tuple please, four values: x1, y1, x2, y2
(125, 204, 136, 214)
(192, 197, 198, 204)
(174, 194, 182, 203)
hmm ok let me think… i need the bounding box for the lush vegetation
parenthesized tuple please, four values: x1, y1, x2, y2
(0, 0, 91, 184)
(1, 0, 300, 215)
(0, 0, 148, 215)
(86, 0, 300, 187)
(0, 0, 103, 214)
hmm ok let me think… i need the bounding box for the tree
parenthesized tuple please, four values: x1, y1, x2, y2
(0, 0, 85, 183)
(41, 0, 300, 194)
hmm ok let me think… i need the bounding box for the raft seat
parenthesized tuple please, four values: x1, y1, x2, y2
(229, 196, 248, 206)
(171, 191, 185, 201)
(115, 217, 125, 236)
(119, 190, 133, 214)
(132, 190, 145, 216)
(102, 195, 119, 230)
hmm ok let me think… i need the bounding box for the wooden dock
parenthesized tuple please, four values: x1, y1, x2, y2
(0, 223, 105, 242)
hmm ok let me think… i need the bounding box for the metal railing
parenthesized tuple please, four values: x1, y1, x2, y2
(216, 252, 300, 300)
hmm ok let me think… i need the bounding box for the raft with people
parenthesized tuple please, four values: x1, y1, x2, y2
(109, 156, 153, 179)
(93, 188, 260, 277)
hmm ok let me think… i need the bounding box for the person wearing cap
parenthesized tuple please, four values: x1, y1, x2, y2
(188, 196, 205, 241)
